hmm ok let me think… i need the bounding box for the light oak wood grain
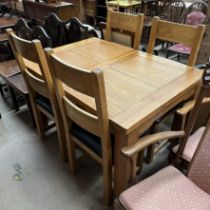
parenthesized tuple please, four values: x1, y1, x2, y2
(52, 38, 202, 197)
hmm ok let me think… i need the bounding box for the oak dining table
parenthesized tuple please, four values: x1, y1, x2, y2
(52, 37, 202, 197)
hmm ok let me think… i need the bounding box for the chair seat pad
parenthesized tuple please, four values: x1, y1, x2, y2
(173, 126, 205, 162)
(119, 166, 210, 210)
(35, 95, 53, 115)
(70, 123, 102, 156)
(168, 43, 192, 55)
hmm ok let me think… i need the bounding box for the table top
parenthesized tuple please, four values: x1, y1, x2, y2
(53, 38, 202, 133)
(107, 0, 141, 7)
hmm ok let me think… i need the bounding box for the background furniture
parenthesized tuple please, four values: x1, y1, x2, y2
(22, 0, 78, 21)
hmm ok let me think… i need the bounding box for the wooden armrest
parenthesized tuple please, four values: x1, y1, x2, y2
(176, 97, 210, 116)
(122, 131, 185, 157)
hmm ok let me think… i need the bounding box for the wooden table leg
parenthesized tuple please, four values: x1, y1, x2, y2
(114, 128, 139, 197)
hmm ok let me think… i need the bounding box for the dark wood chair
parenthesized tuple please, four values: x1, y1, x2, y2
(31, 25, 52, 48)
(14, 17, 32, 40)
(165, 0, 186, 23)
(43, 13, 65, 47)
(0, 18, 31, 101)
(45, 48, 112, 205)
(65, 17, 98, 44)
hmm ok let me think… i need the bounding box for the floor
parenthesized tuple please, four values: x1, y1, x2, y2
(0, 85, 171, 210)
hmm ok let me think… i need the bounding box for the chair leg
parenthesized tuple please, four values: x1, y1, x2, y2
(54, 113, 68, 161)
(25, 94, 36, 127)
(145, 122, 158, 163)
(29, 96, 45, 139)
(9, 86, 19, 111)
(67, 134, 77, 173)
(103, 158, 112, 205)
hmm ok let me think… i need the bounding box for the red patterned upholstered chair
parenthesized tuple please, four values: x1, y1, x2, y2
(167, 11, 206, 62)
(114, 65, 210, 210)
(171, 62, 210, 165)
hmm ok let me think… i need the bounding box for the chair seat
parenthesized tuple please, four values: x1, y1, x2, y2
(168, 43, 192, 55)
(35, 95, 53, 115)
(70, 123, 102, 156)
(173, 126, 205, 162)
(119, 166, 210, 210)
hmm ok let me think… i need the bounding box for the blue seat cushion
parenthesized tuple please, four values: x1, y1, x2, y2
(70, 123, 102, 156)
(35, 95, 53, 115)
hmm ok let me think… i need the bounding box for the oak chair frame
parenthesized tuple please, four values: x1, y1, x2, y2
(147, 16, 205, 66)
(45, 48, 113, 205)
(105, 10, 144, 50)
(6, 28, 67, 160)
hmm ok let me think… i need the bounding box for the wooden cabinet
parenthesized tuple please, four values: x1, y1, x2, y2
(22, 0, 78, 21)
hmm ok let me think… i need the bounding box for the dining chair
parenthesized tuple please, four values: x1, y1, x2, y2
(171, 62, 210, 166)
(165, 0, 186, 23)
(45, 48, 112, 205)
(183, 1, 208, 22)
(43, 13, 66, 47)
(105, 10, 144, 50)
(6, 28, 67, 160)
(167, 10, 206, 62)
(147, 16, 205, 66)
(65, 17, 98, 44)
(31, 25, 52, 48)
(115, 114, 210, 209)
(0, 18, 31, 101)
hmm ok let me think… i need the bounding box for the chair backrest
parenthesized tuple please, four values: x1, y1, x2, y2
(99, 21, 134, 47)
(105, 10, 144, 50)
(43, 13, 65, 47)
(147, 16, 205, 66)
(184, 1, 208, 22)
(31, 25, 52, 48)
(185, 11, 206, 25)
(45, 48, 111, 157)
(65, 17, 98, 44)
(6, 28, 52, 100)
(15, 18, 32, 40)
(166, 0, 186, 23)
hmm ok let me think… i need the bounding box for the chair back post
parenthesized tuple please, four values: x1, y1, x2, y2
(105, 10, 144, 50)
(175, 63, 210, 165)
(147, 16, 159, 54)
(188, 24, 205, 65)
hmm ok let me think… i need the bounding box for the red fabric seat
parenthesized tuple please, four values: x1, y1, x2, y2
(119, 166, 210, 210)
